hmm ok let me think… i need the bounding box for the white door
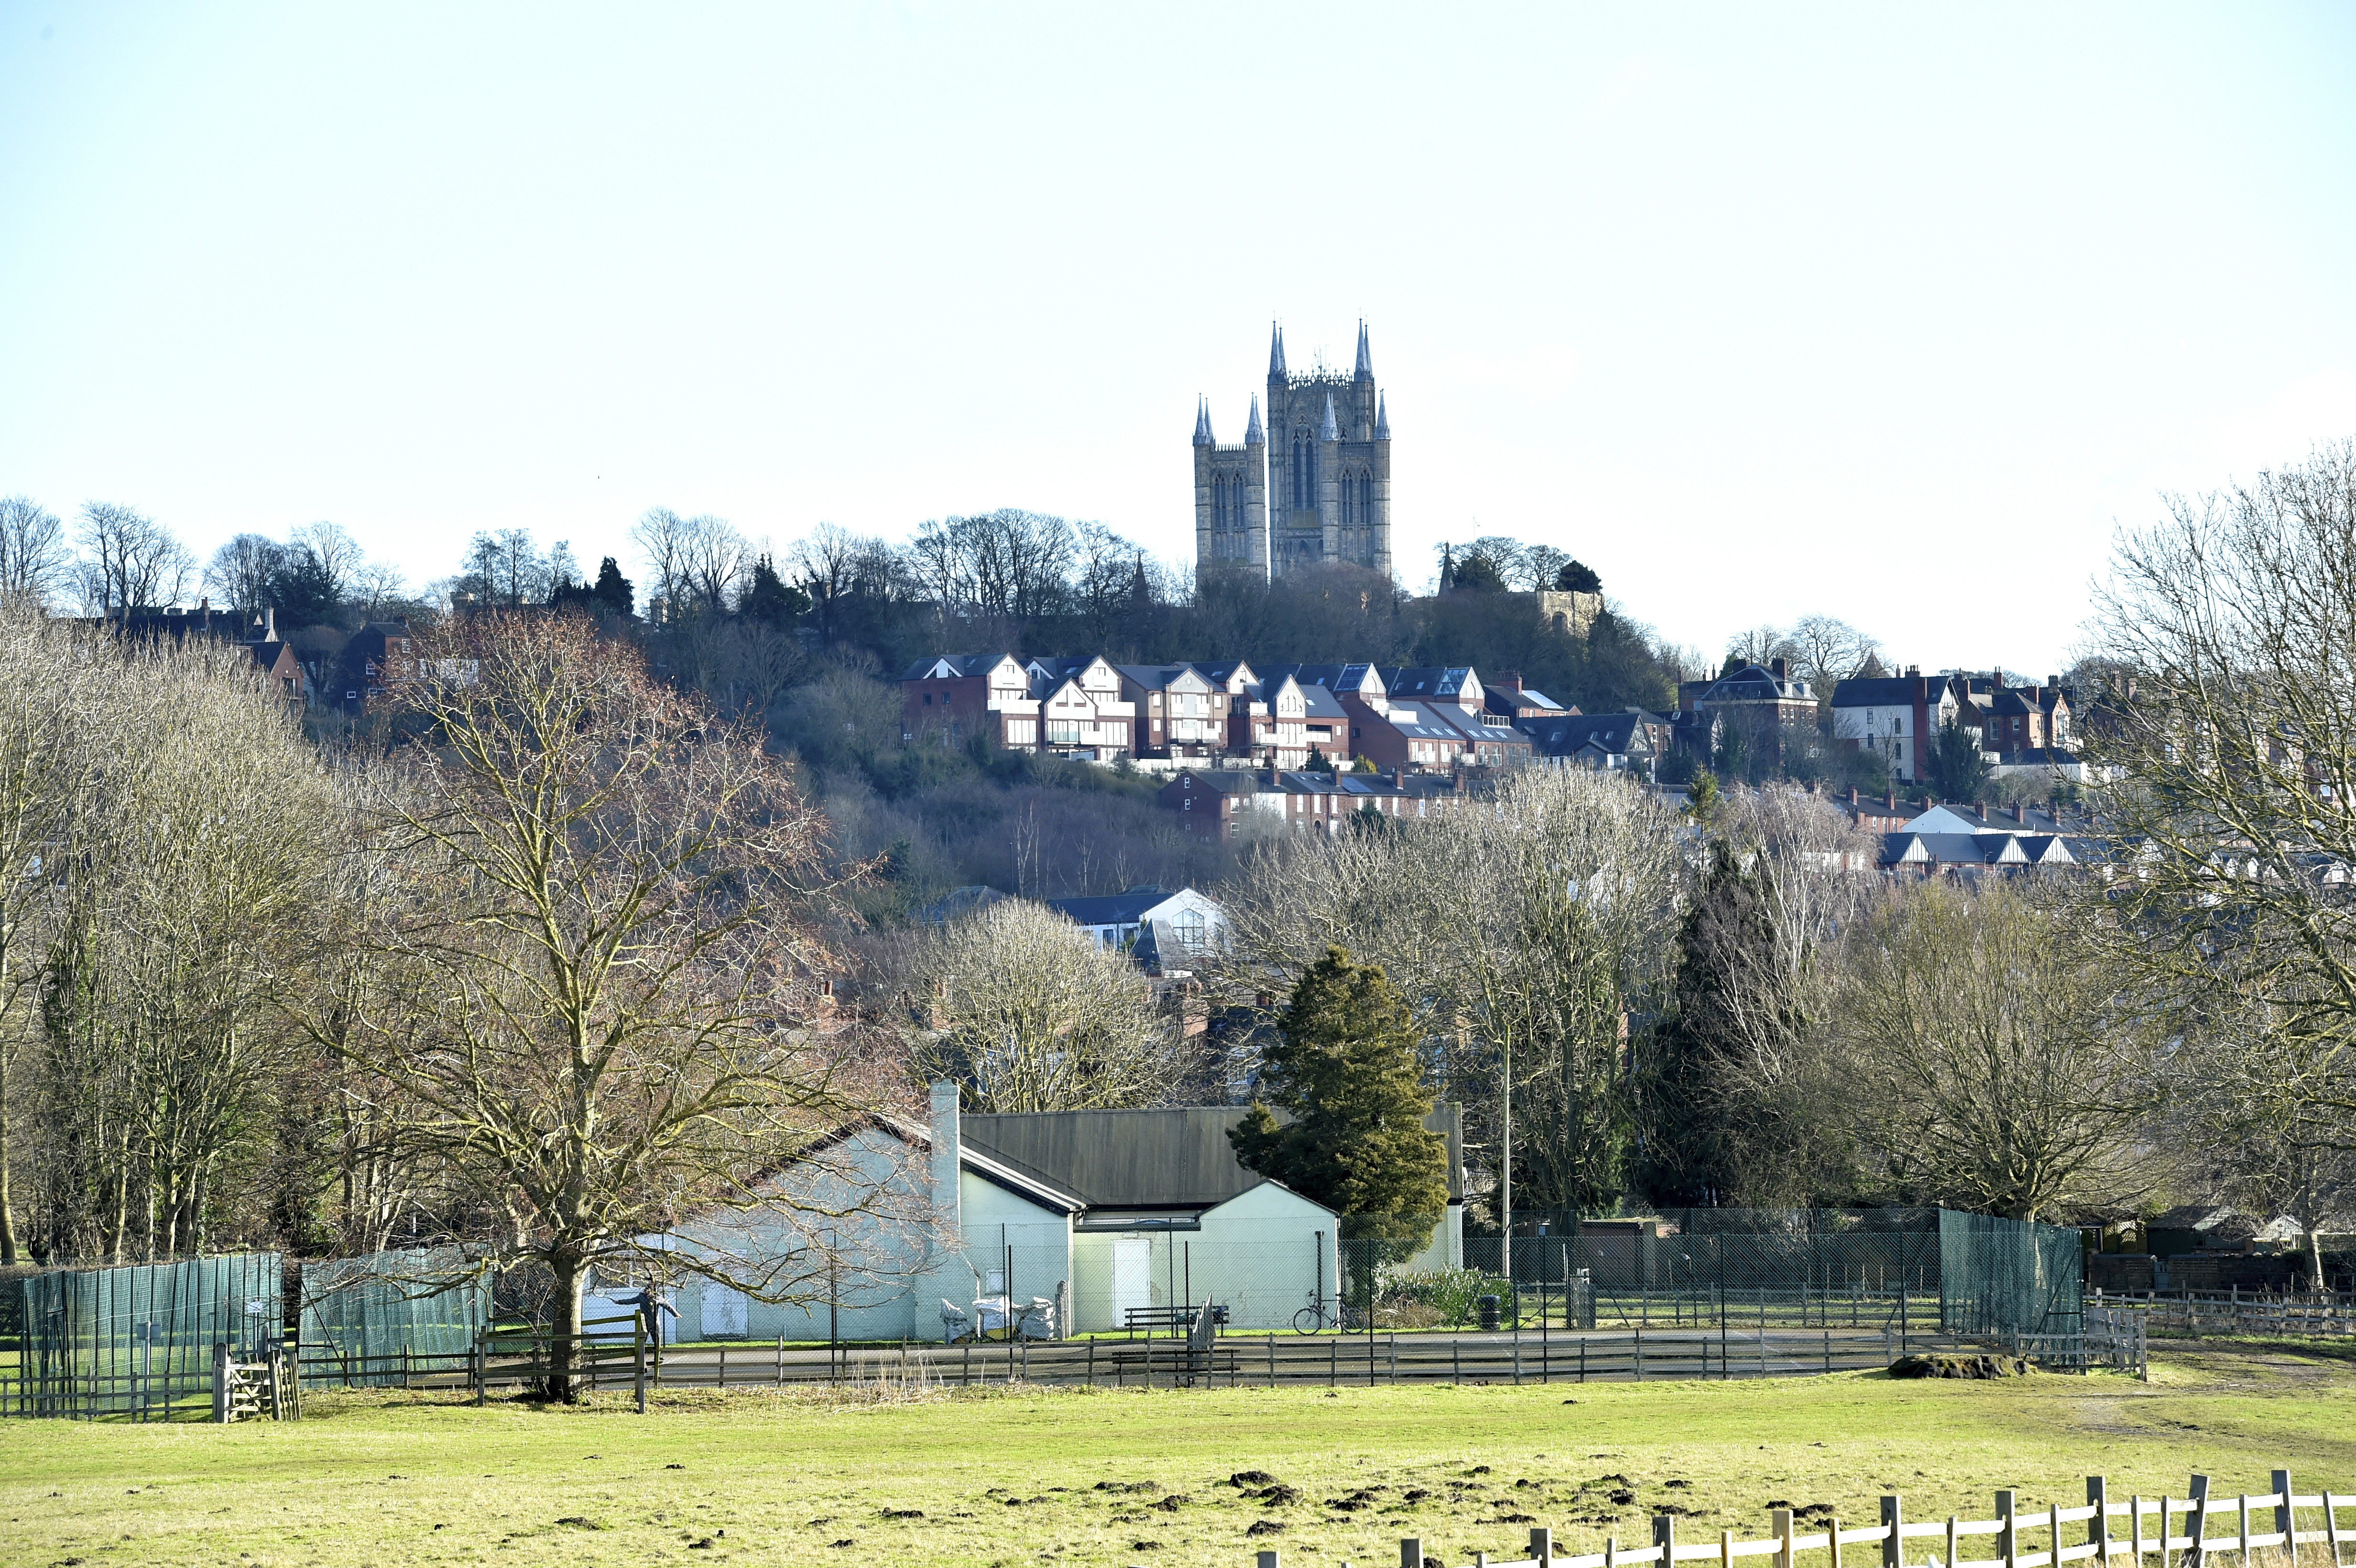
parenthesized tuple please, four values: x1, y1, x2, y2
(701, 1282, 749, 1338)
(1110, 1239, 1152, 1327)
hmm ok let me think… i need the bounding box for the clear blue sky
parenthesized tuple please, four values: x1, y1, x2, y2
(5, 2, 2354, 672)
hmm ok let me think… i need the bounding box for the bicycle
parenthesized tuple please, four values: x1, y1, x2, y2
(1292, 1295, 1365, 1334)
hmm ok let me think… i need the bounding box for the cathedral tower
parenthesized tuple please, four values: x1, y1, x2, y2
(1193, 321, 1392, 581)
(1191, 392, 1267, 574)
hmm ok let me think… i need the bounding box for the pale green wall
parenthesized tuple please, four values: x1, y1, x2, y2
(1068, 1181, 1337, 1332)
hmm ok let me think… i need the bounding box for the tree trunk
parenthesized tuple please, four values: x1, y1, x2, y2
(545, 1250, 585, 1403)
(0, 1084, 16, 1264)
(2311, 1224, 2327, 1294)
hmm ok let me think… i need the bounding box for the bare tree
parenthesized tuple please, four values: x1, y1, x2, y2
(289, 521, 364, 606)
(2083, 441, 2356, 1198)
(25, 633, 333, 1261)
(0, 607, 103, 1260)
(909, 510, 1076, 624)
(205, 534, 284, 615)
(904, 900, 1183, 1112)
(310, 614, 868, 1399)
(1217, 767, 1686, 1233)
(633, 509, 746, 620)
(1835, 877, 2155, 1221)
(76, 502, 194, 617)
(352, 562, 406, 619)
(1640, 785, 1880, 1206)
(0, 498, 71, 605)
(788, 522, 863, 646)
(632, 507, 692, 621)
(676, 516, 748, 614)
(1789, 614, 1880, 695)
(1724, 624, 1801, 670)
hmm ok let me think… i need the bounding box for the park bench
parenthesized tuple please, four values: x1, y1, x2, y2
(1123, 1304, 1228, 1337)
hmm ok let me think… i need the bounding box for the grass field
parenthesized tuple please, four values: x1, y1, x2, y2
(2, 1344, 2352, 1568)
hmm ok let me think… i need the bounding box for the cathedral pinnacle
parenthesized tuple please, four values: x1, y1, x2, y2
(1268, 321, 1286, 380)
(1319, 392, 1339, 442)
(1354, 321, 1372, 381)
(1192, 397, 1213, 446)
(1374, 392, 1390, 440)
(1244, 394, 1263, 445)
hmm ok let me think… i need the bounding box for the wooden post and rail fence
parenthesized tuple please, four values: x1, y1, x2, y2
(3, 1300, 2165, 1416)
(2090, 1290, 2356, 1340)
(1251, 1474, 2353, 1568)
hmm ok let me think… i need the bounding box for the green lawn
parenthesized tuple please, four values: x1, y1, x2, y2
(2, 1345, 2351, 1568)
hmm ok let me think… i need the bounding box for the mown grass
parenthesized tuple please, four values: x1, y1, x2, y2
(1, 1346, 2351, 1568)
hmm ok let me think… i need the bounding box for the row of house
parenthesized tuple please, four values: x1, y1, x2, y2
(1828, 665, 2080, 784)
(901, 649, 2096, 794)
(1830, 792, 2094, 875)
(93, 605, 416, 718)
(902, 655, 1555, 771)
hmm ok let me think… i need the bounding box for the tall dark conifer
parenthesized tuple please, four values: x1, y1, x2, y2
(1229, 946, 1447, 1256)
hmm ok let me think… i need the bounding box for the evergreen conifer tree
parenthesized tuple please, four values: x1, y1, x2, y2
(1229, 946, 1447, 1257)
(739, 553, 810, 623)
(1636, 842, 1773, 1207)
(1929, 711, 1992, 801)
(590, 556, 635, 620)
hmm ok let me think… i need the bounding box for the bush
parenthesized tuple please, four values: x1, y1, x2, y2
(1379, 1266, 1514, 1328)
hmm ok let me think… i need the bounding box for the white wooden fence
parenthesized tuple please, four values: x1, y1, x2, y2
(1251, 1472, 2353, 1568)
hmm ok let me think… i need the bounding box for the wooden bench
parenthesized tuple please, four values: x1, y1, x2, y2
(1123, 1304, 1229, 1338)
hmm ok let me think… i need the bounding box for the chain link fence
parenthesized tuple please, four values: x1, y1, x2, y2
(1319, 1209, 2079, 1340)
(298, 1247, 489, 1389)
(7, 1252, 283, 1419)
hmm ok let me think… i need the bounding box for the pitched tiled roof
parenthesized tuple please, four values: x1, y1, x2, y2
(901, 653, 1017, 681)
(1830, 677, 1922, 708)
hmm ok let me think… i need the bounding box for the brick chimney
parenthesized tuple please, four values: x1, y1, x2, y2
(1769, 656, 1789, 682)
(1496, 671, 1521, 688)
(1849, 786, 1860, 807)
(1976, 800, 1989, 822)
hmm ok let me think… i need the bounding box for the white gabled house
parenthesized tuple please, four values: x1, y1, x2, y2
(602, 1085, 1464, 1342)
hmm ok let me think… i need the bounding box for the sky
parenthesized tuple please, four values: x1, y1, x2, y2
(4, 3, 2355, 674)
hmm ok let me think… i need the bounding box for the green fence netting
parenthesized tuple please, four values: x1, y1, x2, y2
(10, 1252, 283, 1419)
(298, 1247, 489, 1389)
(1326, 1208, 2080, 1338)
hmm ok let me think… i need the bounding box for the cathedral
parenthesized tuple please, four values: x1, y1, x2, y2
(1192, 322, 1393, 579)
